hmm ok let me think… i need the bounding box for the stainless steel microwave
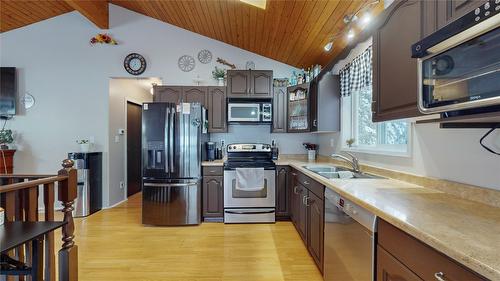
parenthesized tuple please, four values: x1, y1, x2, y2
(227, 101, 272, 123)
(412, 1, 500, 114)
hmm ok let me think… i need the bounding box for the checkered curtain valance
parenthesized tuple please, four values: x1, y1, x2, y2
(339, 46, 372, 97)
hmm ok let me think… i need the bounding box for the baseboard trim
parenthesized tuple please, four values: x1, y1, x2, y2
(203, 217, 224, 223)
(104, 198, 128, 209)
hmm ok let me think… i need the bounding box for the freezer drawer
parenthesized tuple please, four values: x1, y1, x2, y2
(142, 180, 201, 226)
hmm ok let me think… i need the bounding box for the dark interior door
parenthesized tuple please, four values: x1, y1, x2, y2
(127, 102, 142, 197)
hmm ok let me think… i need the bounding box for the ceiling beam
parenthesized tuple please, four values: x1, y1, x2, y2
(64, 0, 109, 29)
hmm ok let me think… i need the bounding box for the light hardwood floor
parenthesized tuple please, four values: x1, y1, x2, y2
(67, 193, 323, 281)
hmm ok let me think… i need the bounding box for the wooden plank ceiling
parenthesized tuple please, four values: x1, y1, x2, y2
(0, 0, 381, 68)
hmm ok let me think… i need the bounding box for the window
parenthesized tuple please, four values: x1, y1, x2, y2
(339, 46, 410, 156)
(341, 86, 410, 155)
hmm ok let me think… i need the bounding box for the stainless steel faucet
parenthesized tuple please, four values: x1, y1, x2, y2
(331, 152, 360, 173)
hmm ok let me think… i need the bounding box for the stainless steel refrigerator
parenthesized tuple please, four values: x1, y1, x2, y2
(141, 102, 208, 225)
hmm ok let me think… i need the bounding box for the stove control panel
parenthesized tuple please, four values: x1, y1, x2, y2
(227, 143, 272, 152)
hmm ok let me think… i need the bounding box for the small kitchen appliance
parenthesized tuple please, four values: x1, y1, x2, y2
(227, 100, 272, 123)
(206, 141, 216, 161)
(223, 143, 276, 223)
(412, 0, 500, 115)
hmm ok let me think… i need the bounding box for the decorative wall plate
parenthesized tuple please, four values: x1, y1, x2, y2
(198, 49, 212, 64)
(246, 61, 255, 70)
(124, 53, 146, 75)
(178, 55, 195, 72)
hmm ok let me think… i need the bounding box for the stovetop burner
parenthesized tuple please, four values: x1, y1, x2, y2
(224, 143, 275, 170)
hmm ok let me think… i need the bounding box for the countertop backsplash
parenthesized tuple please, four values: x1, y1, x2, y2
(210, 124, 318, 154)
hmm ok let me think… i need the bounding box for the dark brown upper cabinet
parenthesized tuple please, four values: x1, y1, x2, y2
(207, 86, 227, 133)
(227, 70, 273, 98)
(372, 0, 425, 122)
(227, 70, 249, 97)
(287, 75, 340, 133)
(250, 70, 273, 97)
(182, 86, 207, 106)
(287, 83, 311, 133)
(272, 86, 288, 133)
(153, 86, 182, 103)
(154, 85, 226, 133)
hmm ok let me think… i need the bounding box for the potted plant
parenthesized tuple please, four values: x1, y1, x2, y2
(76, 139, 91, 152)
(212, 66, 226, 86)
(0, 129, 14, 150)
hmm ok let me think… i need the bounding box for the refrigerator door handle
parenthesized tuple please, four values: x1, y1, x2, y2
(169, 107, 175, 173)
(143, 182, 197, 187)
(164, 107, 170, 173)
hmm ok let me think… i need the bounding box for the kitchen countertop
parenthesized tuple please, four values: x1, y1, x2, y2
(202, 155, 500, 279)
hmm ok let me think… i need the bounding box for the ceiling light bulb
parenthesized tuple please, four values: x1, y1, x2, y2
(347, 30, 355, 40)
(360, 13, 371, 26)
(324, 41, 333, 52)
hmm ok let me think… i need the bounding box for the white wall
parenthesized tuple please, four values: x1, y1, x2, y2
(210, 125, 317, 154)
(0, 4, 298, 207)
(108, 78, 156, 205)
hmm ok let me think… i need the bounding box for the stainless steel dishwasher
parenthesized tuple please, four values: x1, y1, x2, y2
(324, 189, 377, 281)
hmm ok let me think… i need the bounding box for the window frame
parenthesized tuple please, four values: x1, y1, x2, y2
(340, 89, 413, 157)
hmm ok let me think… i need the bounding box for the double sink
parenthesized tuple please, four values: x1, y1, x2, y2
(303, 166, 386, 180)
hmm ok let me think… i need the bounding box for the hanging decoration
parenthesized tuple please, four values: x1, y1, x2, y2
(178, 55, 196, 72)
(198, 49, 213, 64)
(216, 57, 236, 69)
(90, 33, 118, 45)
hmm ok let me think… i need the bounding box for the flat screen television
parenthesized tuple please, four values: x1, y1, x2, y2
(0, 67, 17, 116)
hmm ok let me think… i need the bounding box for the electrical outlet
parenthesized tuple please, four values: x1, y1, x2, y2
(119, 181, 124, 189)
(89, 136, 95, 144)
(330, 139, 335, 148)
(115, 135, 120, 143)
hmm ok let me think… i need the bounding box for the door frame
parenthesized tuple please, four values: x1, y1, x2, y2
(124, 97, 143, 199)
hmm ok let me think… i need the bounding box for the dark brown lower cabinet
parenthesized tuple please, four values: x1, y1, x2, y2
(377, 246, 423, 281)
(275, 166, 291, 219)
(378, 219, 487, 281)
(289, 170, 324, 273)
(307, 191, 324, 272)
(202, 175, 224, 222)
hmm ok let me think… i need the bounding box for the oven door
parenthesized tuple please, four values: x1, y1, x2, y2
(223, 169, 275, 208)
(417, 13, 500, 114)
(228, 103, 261, 122)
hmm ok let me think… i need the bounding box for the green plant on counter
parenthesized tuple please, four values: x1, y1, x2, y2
(76, 139, 89, 144)
(212, 67, 226, 80)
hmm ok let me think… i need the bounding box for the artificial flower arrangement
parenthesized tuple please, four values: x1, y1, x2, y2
(90, 33, 118, 45)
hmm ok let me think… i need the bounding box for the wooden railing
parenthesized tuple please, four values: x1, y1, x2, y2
(0, 159, 78, 281)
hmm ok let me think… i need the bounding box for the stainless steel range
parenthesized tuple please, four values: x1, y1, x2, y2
(223, 143, 276, 223)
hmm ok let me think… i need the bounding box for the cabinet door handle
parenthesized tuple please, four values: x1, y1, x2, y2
(434, 272, 446, 281)
(291, 172, 297, 176)
(303, 180, 310, 185)
(303, 196, 310, 206)
(313, 120, 317, 127)
(293, 186, 299, 194)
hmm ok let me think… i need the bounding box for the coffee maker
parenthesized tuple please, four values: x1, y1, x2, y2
(206, 142, 216, 161)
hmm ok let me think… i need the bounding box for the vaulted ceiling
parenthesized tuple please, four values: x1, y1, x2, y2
(0, 0, 383, 68)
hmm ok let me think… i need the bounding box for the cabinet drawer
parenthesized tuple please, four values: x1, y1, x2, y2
(296, 172, 324, 198)
(378, 219, 486, 281)
(203, 166, 223, 176)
